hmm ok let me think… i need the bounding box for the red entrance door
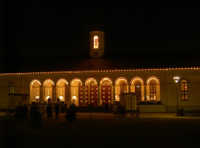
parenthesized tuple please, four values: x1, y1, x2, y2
(79, 86, 98, 107)
(101, 85, 112, 105)
(79, 86, 89, 107)
(89, 85, 98, 106)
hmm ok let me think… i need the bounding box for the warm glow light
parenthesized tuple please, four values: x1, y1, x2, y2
(71, 96, 77, 104)
(59, 96, 64, 101)
(136, 84, 140, 88)
(1, 67, 200, 77)
(31, 80, 41, 86)
(35, 96, 40, 99)
(46, 96, 50, 100)
(173, 76, 181, 84)
(72, 96, 77, 100)
(94, 35, 99, 49)
(115, 95, 120, 101)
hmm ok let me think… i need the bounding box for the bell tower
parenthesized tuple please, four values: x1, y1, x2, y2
(89, 28, 104, 58)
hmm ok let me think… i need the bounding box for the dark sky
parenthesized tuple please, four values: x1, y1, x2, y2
(2, 2, 200, 72)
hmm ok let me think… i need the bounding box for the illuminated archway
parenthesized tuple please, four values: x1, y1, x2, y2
(43, 79, 55, 102)
(115, 77, 128, 101)
(146, 76, 160, 101)
(30, 80, 41, 103)
(70, 78, 82, 106)
(130, 77, 144, 102)
(85, 78, 98, 106)
(100, 77, 113, 105)
(56, 79, 68, 102)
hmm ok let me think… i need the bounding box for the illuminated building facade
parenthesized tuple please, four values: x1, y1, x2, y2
(1, 29, 200, 112)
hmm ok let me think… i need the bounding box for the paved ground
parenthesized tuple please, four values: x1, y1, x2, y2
(1, 113, 200, 148)
(1, 111, 200, 119)
(76, 112, 200, 119)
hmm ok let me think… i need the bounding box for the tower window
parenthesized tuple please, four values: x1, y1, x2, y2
(94, 35, 99, 49)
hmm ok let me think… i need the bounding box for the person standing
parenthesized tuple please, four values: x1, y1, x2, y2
(61, 102, 65, 113)
(46, 98, 53, 119)
(35, 102, 42, 128)
(66, 102, 77, 122)
(30, 102, 37, 128)
(55, 99, 60, 120)
(23, 103, 28, 120)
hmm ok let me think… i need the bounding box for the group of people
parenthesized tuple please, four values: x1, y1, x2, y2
(45, 98, 65, 120)
(14, 98, 78, 128)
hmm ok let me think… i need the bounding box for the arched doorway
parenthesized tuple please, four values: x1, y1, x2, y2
(43, 79, 55, 102)
(70, 78, 82, 106)
(100, 77, 113, 105)
(56, 79, 68, 103)
(115, 77, 128, 101)
(130, 77, 144, 103)
(30, 80, 41, 103)
(85, 78, 98, 106)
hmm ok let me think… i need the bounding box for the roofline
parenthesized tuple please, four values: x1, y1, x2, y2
(1, 67, 200, 76)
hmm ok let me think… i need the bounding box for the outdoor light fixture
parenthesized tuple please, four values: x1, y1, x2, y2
(72, 96, 77, 104)
(115, 95, 120, 101)
(173, 76, 180, 84)
(173, 76, 181, 116)
(46, 96, 50, 100)
(136, 85, 140, 88)
(35, 96, 40, 99)
(59, 96, 64, 101)
(72, 96, 77, 100)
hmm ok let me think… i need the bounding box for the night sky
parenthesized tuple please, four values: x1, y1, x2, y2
(2, 2, 200, 72)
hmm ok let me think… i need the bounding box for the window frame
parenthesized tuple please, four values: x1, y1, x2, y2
(180, 79, 189, 101)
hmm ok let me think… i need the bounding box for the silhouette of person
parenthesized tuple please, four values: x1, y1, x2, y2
(30, 102, 38, 128)
(55, 99, 60, 119)
(61, 102, 65, 113)
(105, 103, 109, 112)
(15, 105, 23, 119)
(23, 103, 28, 120)
(35, 103, 42, 128)
(66, 102, 77, 122)
(46, 98, 53, 119)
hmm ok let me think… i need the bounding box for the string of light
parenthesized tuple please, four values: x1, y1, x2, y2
(1, 66, 200, 77)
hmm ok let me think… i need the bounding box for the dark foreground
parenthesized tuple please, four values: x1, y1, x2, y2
(1, 114, 200, 148)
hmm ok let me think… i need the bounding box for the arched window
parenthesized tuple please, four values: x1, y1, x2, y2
(130, 77, 144, 102)
(94, 35, 99, 49)
(115, 77, 128, 101)
(70, 78, 82, 106)
(146, 76, 160, 102)
(149, 80, 157, 101)
(56, 79, 68, 102)
(180, 80, 189, 100)
(30, 80, 41, 103)
(43, 79, 55, 102)
(135, 81, 142, 101)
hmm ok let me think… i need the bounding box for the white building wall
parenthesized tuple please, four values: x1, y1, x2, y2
(0, 69, 200, 112)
